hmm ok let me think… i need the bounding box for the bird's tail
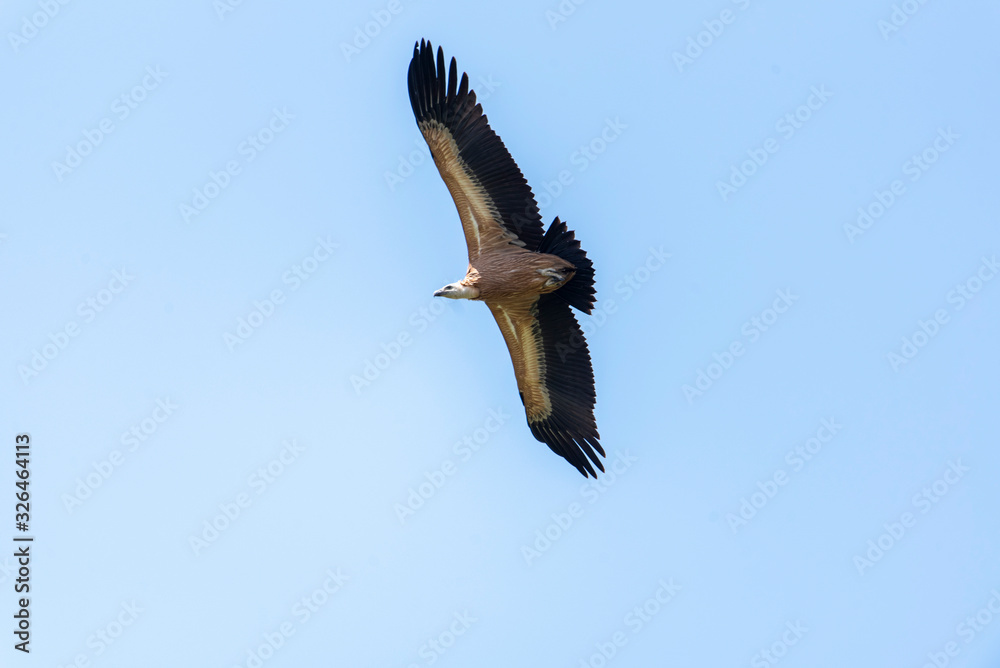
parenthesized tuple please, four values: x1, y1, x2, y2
(538, 217, 596, 314)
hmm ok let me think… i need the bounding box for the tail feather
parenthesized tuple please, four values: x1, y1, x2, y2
(537, 217, 596, 314)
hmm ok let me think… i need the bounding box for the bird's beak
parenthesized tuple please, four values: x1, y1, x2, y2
(433, 289, 446, 297)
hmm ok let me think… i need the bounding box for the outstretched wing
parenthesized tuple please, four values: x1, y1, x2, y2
(407, 39, 545, 261)
(487, 295, 604, 477)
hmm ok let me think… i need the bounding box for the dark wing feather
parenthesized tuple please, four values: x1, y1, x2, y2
(407, 39, 545, 254)
(527, 294, 604, 477)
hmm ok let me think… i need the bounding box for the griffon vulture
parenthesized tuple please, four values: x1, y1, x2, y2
(407, 40, 605, 477)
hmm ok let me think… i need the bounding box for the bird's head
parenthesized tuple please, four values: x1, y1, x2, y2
(433, 282, 478, 300)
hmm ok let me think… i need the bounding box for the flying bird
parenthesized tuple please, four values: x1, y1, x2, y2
(407, 39, 605, 477)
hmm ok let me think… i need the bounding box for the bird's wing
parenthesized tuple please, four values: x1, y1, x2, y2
(407, 39, 545, 262)
(487, 295, 604, 477)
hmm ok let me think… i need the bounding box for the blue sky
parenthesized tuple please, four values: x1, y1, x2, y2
(2, 0, 999, 666)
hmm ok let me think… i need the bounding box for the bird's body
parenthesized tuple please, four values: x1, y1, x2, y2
(408, 39, 606, 477)
(456, 250, 576, 302)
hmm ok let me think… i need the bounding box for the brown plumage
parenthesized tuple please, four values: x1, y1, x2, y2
(408, 39, 604, 477)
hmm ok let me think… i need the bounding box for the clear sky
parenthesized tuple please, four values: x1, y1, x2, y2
(3, 0, 999, 666)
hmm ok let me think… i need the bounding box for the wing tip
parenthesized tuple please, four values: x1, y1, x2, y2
(408, 39, 464, 125)
(529, 415, 605, 478)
